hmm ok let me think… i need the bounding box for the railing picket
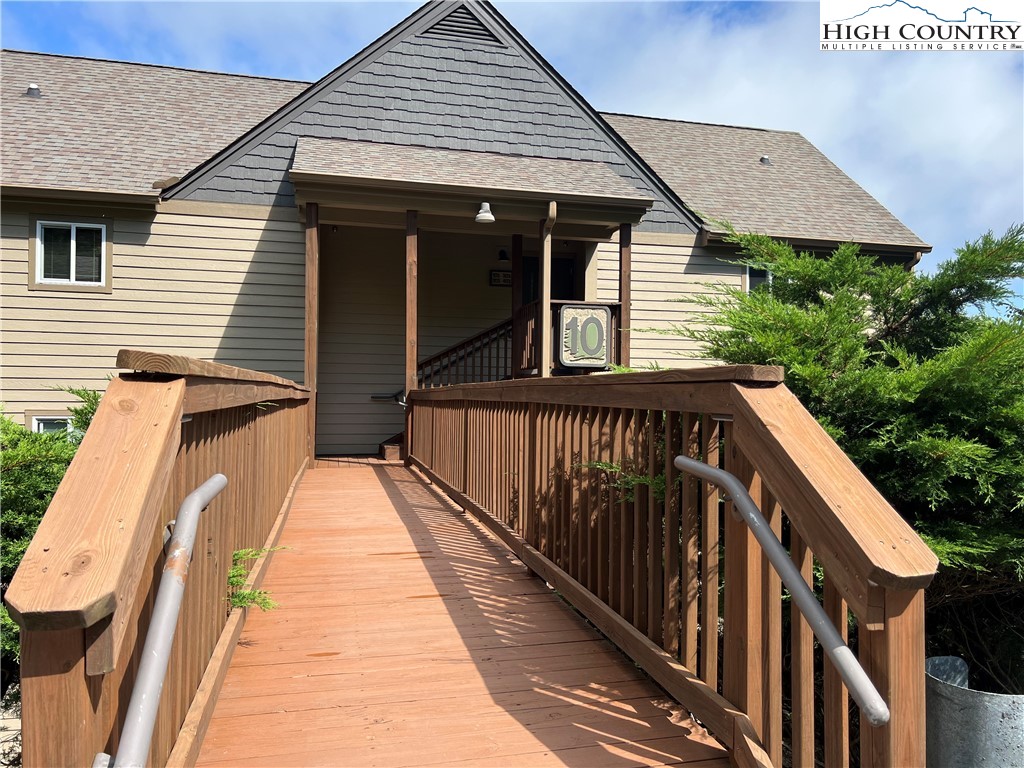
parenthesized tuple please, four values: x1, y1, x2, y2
(596, 407, 610, 605)
(700, 415, 721, 688)
(761, 487, 783, 768)
(633, 408, 649, 633)
(558, 406, 568, 571)
(681, 412, 700, 669)
(723, 434, 764, 736)
(565, 405, 576, 574)
(588, 407, 601, 594)
(540, 404, 551, 557)
(825, 577, 851, 768)
(620, 409, 635, 624)
(648, 409, 664, 646)
(790, 527, 816, 767)
(492, 403, 500, 515)
(608, 408, 622, 613)
(577, 409, 585, 589)
(663, 410, 681, 656)
(565, 405, 575, 571)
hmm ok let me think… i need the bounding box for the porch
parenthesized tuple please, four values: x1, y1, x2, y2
(5, 351, 938, 768)
(295, 138, 650, 456)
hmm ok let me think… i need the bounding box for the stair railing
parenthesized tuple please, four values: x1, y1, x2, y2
(417, 317, 513, 388)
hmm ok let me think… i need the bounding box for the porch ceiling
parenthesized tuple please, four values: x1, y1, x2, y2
(291, 137, 654, 238)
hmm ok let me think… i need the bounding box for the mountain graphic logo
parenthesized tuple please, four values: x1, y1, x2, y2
(831, 1, 1017, 23)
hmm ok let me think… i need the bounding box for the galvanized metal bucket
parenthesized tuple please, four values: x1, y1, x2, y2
(926, 656, 1024, 767)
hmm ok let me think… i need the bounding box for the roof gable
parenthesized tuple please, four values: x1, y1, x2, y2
(163, 0, 697, 233)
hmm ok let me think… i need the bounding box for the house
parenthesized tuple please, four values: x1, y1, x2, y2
(0, 0, 929, 456)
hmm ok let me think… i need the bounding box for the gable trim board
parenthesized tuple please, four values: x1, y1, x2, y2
(160, 1, 700, 235)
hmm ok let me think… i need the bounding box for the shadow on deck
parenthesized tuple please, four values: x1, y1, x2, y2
(195, 466, 729, 768)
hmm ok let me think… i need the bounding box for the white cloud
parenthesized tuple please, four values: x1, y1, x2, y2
(66, 2, 419, 80)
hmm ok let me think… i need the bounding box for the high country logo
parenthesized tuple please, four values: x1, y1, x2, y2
(819, 0, 1022, 51)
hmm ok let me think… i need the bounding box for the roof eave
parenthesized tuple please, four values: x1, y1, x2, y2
(701, 227, 931, 264)
(2, 184, 160, 207)
(289, 169, 653, 209)
(292, 173, 652, 228)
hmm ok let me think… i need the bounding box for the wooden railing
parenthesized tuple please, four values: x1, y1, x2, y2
(406, 368, 938, 768)
(417, 317, 513, 388)
(5, 350, 309, 768)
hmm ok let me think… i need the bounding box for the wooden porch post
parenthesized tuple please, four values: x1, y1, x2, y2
(304, 202, 319, 461)
(860, 589, 927, 767)
(539, 202, 556, 378)
(406, 210, 418, 397)
(511, 234, 524, 378)
(619, 223, 631, 368)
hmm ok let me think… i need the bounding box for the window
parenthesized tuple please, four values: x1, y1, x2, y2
(36, 221, 106, 286)
(747, 266, 771, 293)
(31, 416, 71, 434)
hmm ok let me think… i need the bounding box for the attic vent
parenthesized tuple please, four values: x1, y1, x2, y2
(420, 7, 503, 45)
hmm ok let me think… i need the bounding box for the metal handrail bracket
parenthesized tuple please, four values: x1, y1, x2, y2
(673, 455, 891, 727)
(93, 473, 228, 768)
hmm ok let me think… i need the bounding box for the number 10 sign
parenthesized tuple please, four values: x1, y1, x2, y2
(558, 304, 611, 369)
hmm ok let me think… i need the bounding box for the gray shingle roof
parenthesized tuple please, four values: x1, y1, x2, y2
(0, 50, 306, 196)
(603, 113, 928, 249)
(292, 137, 652, 203)
(0, 49, 927, 250)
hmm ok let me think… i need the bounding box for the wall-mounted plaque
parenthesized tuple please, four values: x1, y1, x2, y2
(489, 270, 512, 287)
(558, 304, 611, 368)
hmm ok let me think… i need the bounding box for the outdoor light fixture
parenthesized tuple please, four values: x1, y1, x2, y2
(475, 202, 495, 224)
(498, 249, 509, 262)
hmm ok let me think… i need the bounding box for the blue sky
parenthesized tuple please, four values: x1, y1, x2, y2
(2, 0, 1022, 295)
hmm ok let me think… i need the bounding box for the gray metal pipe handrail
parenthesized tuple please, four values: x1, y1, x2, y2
(370, 388, 406, 407)
(673, 455, 891, 727)
(93, 474, 228, 768)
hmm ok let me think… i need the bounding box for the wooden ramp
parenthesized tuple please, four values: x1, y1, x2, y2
(196, 466, 729, 768)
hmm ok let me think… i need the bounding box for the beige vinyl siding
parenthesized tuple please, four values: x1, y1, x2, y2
(316, 226, 514, 455)
(1, 204, 305, 422)
(594, 233, 743, 368)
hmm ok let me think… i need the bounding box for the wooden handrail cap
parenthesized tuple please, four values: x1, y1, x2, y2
(5, 378, 184, 648)
(117, 349, 308, 390)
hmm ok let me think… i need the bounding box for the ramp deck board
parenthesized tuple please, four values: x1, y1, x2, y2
(195, 466, 729, 768)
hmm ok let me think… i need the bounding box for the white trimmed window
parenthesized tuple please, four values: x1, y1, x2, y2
(35, 221, 106, 286)
(31, 416, 72, 434)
